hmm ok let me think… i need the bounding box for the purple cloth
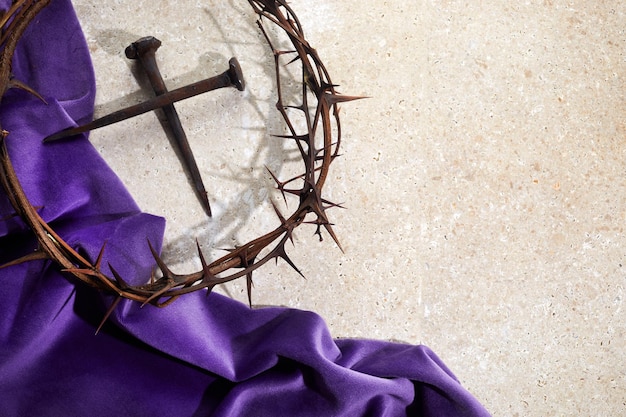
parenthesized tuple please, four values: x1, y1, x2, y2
(0, 1, 491, 416)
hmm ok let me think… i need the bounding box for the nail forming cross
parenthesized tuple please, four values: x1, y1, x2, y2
(44, 36, 246, 217)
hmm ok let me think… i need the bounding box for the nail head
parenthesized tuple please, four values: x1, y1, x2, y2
(125, 36, 162, 59)
(228, 58, 245, 91)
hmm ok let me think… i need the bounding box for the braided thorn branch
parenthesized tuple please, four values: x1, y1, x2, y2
(0, 0, 363, 330)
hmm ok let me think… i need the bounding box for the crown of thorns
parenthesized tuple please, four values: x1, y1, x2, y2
(0, 0, 360, 331)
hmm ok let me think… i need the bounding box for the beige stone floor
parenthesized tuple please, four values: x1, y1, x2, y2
(72, 1, 625, 415)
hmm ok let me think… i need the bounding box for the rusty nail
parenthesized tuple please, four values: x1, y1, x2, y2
(44, 58, 245, 143)
(125, 36, 213, 217)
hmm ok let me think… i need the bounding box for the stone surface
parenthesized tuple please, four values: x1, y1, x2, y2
(72, 1, 625, 415)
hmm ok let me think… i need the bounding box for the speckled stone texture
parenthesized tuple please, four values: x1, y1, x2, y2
(72, 1, 625, 415)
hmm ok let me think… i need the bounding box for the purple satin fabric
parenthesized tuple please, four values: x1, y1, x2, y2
(0, 1, 491, 416)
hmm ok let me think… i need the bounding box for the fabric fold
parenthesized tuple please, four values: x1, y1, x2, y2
(0, 1, 491, 416)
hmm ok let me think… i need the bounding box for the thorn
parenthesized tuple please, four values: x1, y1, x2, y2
(108, 263, 129, 289)
(270, 200, 286, 224)
(60, 243, 107, 278)
(283, 104, 308, 114)
(286, 54, 301, 66)
(196, 240, 208, 270)
(270, 202, 295, 244)
(271, 133, 309, 142)
(322, 92, 368, 106)
(94, 241, 107, 269)
(323, 222, 344, 253)
(9, 76, 47, 104)
(147, 239, 174, 279)
(0, 211, 19, 221)
(52, 288, 76, 323)
(314, 141, 339, 157)
(0, 250, 49, 269)
(321, 198, 346, 210)
(231, 246, 255, 307)
(320, 81, 340, 92)
(275, 49, 297, 56)
(303, 217, 329, 241)
(96, 296, 122, 335)
(246, 272, 254, 308)
(304, 215, 344, 253)
(265, 166, 289, 206)
(196, 240, 217, 295)
(141, 282, 172, 308)
(274, 244, 304, 278)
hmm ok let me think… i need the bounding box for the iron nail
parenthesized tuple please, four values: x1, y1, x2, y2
(125, 36, 213, 217)
(43, 57, 245, 143)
